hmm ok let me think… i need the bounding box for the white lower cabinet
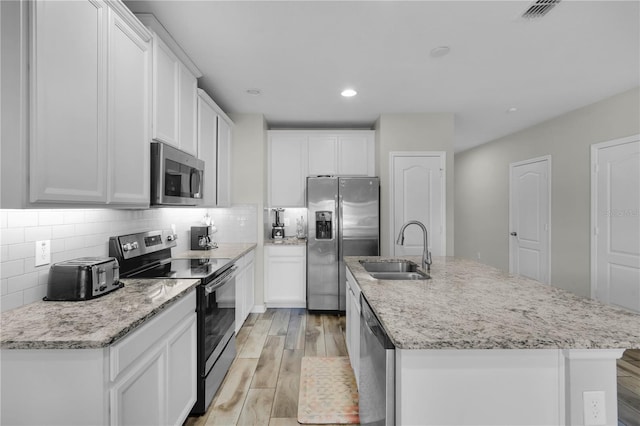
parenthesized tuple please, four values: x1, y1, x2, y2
(235, 249, 256, 332)
(345, 268, 361, 386)
(264, 245, 306, 308)
(0, 290, 197, 426)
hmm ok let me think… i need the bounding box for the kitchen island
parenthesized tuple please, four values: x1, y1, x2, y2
(346, 256, 640, 425)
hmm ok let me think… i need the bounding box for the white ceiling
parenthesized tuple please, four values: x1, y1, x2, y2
(124, 0, 640, 152)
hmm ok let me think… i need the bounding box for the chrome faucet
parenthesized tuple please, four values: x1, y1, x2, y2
(396, 220, 432, 272)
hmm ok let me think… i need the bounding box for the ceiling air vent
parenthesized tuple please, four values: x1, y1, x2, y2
(521, 0, 561, 19)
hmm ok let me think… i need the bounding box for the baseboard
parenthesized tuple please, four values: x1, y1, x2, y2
(251, 304, 267, 314)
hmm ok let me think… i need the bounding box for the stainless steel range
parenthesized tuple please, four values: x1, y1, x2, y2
(109, 229, 236, 416)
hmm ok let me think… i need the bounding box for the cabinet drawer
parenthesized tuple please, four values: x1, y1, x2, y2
(110, 290, 196, 381)
(267, 245, 305, 257)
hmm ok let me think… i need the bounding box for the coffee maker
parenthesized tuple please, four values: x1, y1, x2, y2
(271, 208, 285, 239)
(191, 226, 217, 250)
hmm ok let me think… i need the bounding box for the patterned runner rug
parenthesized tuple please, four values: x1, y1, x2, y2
(298, 356, 360, 424)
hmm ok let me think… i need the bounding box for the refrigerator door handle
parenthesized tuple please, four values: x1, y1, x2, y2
(336, 195, 341, 260)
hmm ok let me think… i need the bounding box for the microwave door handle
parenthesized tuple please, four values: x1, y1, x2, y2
(190, 169, 201, 197)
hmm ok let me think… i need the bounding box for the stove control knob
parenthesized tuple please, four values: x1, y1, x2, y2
(131, 242, 139, 250)
(122, 243, 132, 252)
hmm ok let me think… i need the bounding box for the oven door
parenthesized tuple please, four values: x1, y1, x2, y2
(201, 266, 237, 375)
(151, 142, 205, 206)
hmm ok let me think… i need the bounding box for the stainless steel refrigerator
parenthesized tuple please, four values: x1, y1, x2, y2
(307, 176, 380, 311)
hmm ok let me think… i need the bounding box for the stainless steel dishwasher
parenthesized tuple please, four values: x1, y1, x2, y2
(359, 294, 395, 425)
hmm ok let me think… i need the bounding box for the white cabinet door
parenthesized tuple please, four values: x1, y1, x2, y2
(338, 133, 375, 176)
(30, 0, 108, 203)
(345, 269, 361, 387)
(308, 135, 338, 176)
(111, 349, 166, 426)
(178, 64, 198, 156)
(167, 313, 197, 426)
(244, 259, 255, 319)
(268, 133, 308, 207)
(216, 116, 232, 206)
(107, 8, 150, 206)
(264, 245, 306, 308)
(235, 250, 256, 331)
(152, 36, 179, 147)
(197, 92, 218, 206)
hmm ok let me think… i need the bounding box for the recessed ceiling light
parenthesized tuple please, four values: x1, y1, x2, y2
(430, 46, 451, 58)
(246, 88, 261, 96)
(507, 106, 518, 113)
(341, 89, 357, 97)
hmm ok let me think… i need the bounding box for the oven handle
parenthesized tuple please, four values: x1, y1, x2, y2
(204, 265, 237, 295)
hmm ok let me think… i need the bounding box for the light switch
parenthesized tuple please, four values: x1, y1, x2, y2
(35, 240, 51, 266)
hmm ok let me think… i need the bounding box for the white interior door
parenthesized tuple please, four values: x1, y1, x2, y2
(391, 152, 445, 257)
(509, 156, 551, 284)
(592, 135, 640, 312)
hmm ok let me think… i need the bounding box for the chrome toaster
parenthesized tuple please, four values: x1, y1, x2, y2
(45, 257, 122, 301)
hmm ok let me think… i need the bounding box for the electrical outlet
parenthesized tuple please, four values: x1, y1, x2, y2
(583, 391, 606, 426)
(284, 218, 290, 226)
(35, 240, 51, 267)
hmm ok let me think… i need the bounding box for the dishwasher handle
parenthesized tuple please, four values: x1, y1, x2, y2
(361, 294, 395, 350)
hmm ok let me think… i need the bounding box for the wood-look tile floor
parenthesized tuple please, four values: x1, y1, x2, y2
(618, 349, 640, 426)
(185, 309, 640, 426)
(184, 308, 349, 426)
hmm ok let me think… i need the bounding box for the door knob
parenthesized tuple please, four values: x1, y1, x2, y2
(510, 232, 517, 236)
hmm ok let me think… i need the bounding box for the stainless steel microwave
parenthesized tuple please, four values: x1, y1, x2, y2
(150, 142, 205, 206)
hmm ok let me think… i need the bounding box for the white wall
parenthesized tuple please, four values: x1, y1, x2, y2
(0, 206, 257, 312)
(229, 113, 267, 309)
(375, 113, 455, 256)
(454, 87, 640, 297)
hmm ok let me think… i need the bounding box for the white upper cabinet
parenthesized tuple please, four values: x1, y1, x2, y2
(152, 36, 179, 146)
(30, 0, 108, 203)
(197, 89, 233, 207)
(216, 116, 232, 207)
(178, 62, 198, 156)
(137, 14, 201, 156)
(308, 135, 338, 176)
(268, 132, 308, 207)
(197, 90, 218, 207)
(267, 130, 375, 207)
(29, 0, 151, 206)
(108, 6, 151, 205)
(338, 133, 375, 176)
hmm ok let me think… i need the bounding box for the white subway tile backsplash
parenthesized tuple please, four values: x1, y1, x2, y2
(24, 284, 47, 305)
(52, 224, 76, 239)
(1, 291, 24, 311)
(1, 260, 25, 279)
(8, 242, 32, 261)
(7, 210, 38, 228)
(8, 272, 39, 293)
(24, 226, 52, 242)
(0, 205, 257, 312)
(63, 210, 85, 224)
(1, 227, 25, 245)
(38, 211, 64, 226)
(65, 236, 85, 251)
(51, 239, 65, 254)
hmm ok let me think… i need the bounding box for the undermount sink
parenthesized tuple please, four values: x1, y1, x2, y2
(369, 271, 430, 280)
(360, 260, 430, 280)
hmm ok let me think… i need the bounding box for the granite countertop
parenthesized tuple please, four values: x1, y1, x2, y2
(173, 242, 257, 261)
(346, 256, 640, 351)
(265, 237, 306, 246)
(0, 278, 199, 350)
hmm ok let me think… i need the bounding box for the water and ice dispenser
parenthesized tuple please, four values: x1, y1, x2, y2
(315, 211, 333, 240)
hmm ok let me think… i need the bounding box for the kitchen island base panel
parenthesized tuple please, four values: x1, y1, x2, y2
(396, 348, 624, 425)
